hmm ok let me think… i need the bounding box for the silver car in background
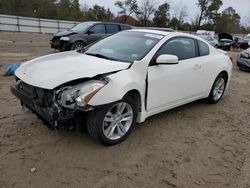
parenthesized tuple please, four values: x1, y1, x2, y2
(198, 35, 218, 48)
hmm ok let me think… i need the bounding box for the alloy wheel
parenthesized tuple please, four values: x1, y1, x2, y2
(212, 77, 225, 101)
(102, 102, 133, 140)
(74, 43, 84, 50)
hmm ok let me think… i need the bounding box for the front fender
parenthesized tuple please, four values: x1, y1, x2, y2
(70, 35, 87, 45)
(88, 69, 145, 106)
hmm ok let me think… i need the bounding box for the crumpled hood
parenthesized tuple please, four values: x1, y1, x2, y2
(15, 51, 130, 89)
(54, 30, 76, 37)
(218, 33, 233, 41)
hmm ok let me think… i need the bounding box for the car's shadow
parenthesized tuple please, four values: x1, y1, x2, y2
(35, 97, 221, 148)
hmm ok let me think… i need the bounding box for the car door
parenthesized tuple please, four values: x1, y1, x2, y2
(147, 37, 204, 111)
(84, 24, 106, 44)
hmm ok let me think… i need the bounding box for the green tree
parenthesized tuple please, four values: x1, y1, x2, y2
(196, 0, 222, 28)
(56, 0, 82, 21)
(86, 5, 114, 21)
(115, 0, 138, 23)
(181, 22, 193, 31)
(32, 0, 58, 19)
(152, 2, 170, 27)
(70, 0, 81, 20)
(169, 17, 179, 29)
(214, 7, 241, 33)
(0, 0, 58, 19)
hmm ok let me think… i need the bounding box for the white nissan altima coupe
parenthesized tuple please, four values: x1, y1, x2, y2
(11, 29, 232, 145)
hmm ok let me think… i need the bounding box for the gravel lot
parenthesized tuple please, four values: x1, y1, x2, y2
(0, 32, 250, 188)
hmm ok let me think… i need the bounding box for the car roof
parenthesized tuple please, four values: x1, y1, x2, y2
(127, 29, 212, 45)
(129, 29, 173, 36)
(83, 21, 101, 24)
(135, 27, 174, 32)
(83, 21, 131, 27)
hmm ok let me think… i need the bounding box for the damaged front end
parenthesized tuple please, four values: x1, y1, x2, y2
(10, 78, 108, 129)
(237, 50, 250, 71)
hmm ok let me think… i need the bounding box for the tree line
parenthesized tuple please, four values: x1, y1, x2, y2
(0, 0, 249, 33)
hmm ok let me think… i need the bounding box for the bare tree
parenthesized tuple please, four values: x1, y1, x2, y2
(170, 2, 188, 29)
(242, 12, 250, 28)
(137, 0, 158, 26)
(80, 0, 89, 20)
(191, 13, 200, 29)
(176, 5, 188, 24)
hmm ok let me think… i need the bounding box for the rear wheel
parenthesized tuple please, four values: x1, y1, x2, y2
(86, 96, 137, 145)
(207, 73, 227, 104)
(70, 41, 85, 50)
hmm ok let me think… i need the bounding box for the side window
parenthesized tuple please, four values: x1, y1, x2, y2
(154, 37, 196, 61)
(198, 40, 209, 56)
(106, 24, 119, 34)
(120, 25, 131, 31)
(89, 24, 105, 34)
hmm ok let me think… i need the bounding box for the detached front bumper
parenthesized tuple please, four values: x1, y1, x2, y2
(50, 39, 71, 51)
(10, 84, 74, 126)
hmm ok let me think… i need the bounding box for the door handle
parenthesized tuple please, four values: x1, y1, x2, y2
(193, 64, 201, 70)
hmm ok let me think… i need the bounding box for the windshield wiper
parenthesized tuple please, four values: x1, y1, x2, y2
(85, 52, 117, 61)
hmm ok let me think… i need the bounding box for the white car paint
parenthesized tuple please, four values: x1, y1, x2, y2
(15, 51, 130, 89)
(15, 29, 232, 124)
(88, 31, 232, 122)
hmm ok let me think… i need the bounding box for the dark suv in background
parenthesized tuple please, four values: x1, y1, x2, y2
(50, 22, 132, 51)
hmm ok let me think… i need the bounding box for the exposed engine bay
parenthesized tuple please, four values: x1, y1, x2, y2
(10, 76, 108, 130)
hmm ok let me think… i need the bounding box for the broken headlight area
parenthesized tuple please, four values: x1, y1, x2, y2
(10, 81, 73, 128)
(56, 79, 108, 109)
(10, 79, 108, 130)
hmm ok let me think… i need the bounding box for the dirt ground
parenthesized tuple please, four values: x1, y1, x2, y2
(0, 32, 250, 188)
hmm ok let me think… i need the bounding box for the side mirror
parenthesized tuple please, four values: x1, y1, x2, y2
(156, 54, 179, 65)
(87, 30, 94, 35)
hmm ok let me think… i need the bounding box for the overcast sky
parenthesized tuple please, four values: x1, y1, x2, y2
(80, 0, 250, 25)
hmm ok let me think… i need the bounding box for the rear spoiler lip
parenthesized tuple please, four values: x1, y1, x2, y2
(217, 49, 233, 63)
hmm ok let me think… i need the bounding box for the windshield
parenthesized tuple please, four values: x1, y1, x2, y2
(83, 31, 163, 63)
(244, 36, 250, 41)
(70, 23, 93, 33)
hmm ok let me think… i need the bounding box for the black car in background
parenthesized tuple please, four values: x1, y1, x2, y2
(217, 33, 233, 51)
(233, 37, 249, 50)
(51, 22, 132, 51)
(237, 48, 250, 71)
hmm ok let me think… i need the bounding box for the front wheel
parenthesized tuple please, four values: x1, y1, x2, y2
(70, 41, 85, 50)
(207, 73, 227, 104)
(86, 96, 137, 145)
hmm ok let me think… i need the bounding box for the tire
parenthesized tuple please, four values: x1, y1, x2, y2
(207, 73, 227, 104)
(86, 96, 137, 145)
(70, 41, 85, 50)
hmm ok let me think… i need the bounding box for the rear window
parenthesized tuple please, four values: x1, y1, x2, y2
(198, 40, 209, 56)
(120, 25, 131, 31)
(106, 24, 119, 34)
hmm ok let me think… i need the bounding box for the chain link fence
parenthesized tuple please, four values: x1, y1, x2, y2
(0, 14, 79, 34)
